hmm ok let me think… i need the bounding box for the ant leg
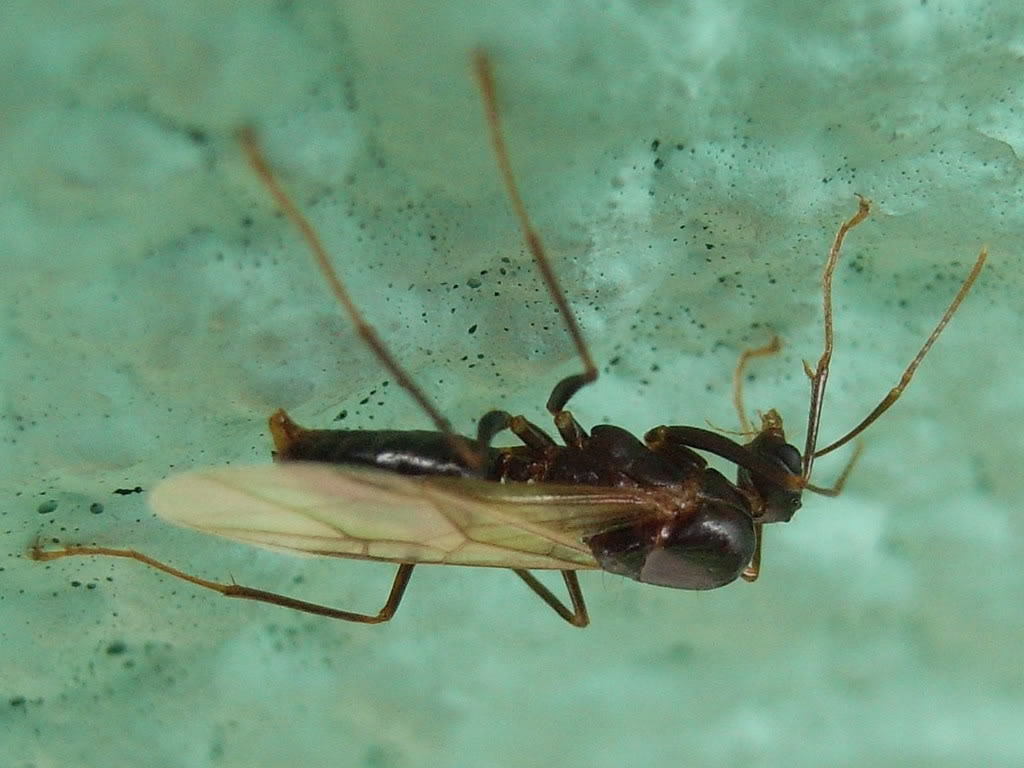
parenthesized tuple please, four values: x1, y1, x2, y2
(645, 425, 800, 490)
(812, 248, 987, 458)
(805, 441, 864, 496)
(471, 51, 598, 415)
(644, 426, 709, 471)
(552, 410, 588, 449)
(480, 407, 587, 451)
(31, 542, 414, 624)
(476, 410, 515, 448)
(731, 336, 782, 435)
(649, 428, 770, 583)
(512, 569, 589, 627)
(741, 524, 763, 582)
(237, 129, 480, 470)
(478, 401, 587, 454)
(477, 409, 557, 451)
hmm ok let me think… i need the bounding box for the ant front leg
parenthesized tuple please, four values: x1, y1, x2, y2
(644, 426, 710, 472)
(645, 426, 766, 582)
(732, 336, 782, 435)
(728, 336, 782, 583)
(741, 528, 763, 582)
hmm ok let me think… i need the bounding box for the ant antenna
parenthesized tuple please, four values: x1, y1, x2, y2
(801, 195, 871, 481)
(813, 247, 986, 458)
(801, 195, 986, 481)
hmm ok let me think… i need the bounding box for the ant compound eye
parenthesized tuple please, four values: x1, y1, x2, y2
(774, 443, 802, 475)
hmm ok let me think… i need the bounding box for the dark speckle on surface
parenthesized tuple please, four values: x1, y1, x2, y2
(106, 641, 128, 655)
(3, 3, 1017, 768)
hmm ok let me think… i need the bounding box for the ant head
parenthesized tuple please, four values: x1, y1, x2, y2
(738, 409, 804, 523)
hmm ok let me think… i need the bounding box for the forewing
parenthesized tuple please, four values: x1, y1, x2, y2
(150, 463, 662, 571)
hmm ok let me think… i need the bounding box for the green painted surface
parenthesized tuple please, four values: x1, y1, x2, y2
(3, 2, 1022, 766)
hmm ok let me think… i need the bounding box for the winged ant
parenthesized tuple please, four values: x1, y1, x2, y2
(32, 51, 986, 627)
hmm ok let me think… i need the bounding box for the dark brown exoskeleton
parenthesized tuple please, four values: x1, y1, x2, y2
(33, 51, 986, 628)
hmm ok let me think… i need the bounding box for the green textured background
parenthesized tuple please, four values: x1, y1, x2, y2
(3, 1, 1022, 766)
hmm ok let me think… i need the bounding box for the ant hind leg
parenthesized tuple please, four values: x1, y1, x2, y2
(472, 51, 598, 417)
(476, 410, 557, 452)
(31, 542, 415, 624)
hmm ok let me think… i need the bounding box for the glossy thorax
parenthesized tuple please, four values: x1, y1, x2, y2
(270, 407, 806, 591)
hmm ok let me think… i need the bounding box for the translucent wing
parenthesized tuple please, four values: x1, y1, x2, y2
(150, 463, 665, 571)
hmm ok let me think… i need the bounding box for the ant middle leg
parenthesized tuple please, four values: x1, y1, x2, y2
(482, 406, 587, 450)
(472, 50, 598, 416)
(741, 524, 764, 583)
(478, 408, 588, 453)
(805, 441, 864, 496)
(512, 569, 590, 627)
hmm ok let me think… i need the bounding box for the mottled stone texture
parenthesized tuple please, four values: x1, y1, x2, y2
(3, 2, 1021, 767)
